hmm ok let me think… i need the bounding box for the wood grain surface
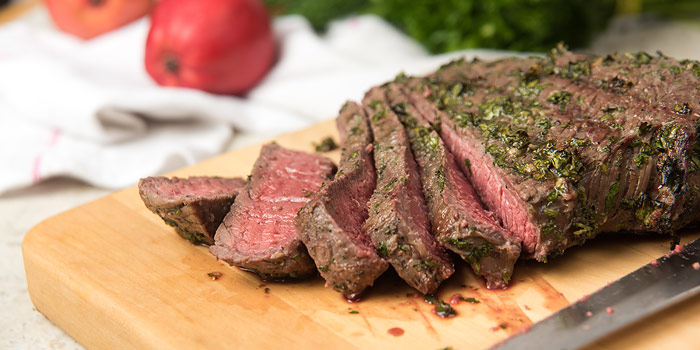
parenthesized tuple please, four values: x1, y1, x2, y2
(23, 120, 700, 349)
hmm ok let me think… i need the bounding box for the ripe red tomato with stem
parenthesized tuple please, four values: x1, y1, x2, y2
(144, 0, 277, 95)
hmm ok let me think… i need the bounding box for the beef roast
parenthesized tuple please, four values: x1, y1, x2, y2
(138, 176, 245, 245)
(295, 102, 389, 300)
(380, 85, 521, 288)
(397, 45, 700, 260)
(210, 143, 336, 279)
(363, 87, 454, 294)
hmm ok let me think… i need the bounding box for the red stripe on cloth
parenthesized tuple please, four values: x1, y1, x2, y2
(31, 155, 42, 183)
(48, 128, 61, 146)
(31, 129, 62, 183)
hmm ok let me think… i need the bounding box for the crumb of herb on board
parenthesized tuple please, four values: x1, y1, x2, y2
(435, 300, 456, 318)
(349, 310, 359, 314)
(460, 296, 480, 304)
(207, 272, 222, 280)
(313, 136, 338, 152)
(424, 294, 438, 304)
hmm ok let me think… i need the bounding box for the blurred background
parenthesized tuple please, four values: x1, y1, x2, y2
(265, 0, 700, 54)
(1, 0, 700, 348)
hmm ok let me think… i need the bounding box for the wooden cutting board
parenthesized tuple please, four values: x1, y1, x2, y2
(22, 120, 700, 350)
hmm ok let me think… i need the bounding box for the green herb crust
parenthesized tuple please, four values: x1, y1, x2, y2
(397, 45, 700, 259)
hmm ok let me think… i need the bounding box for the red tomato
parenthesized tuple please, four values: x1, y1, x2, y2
(46, 0, 153, 40)
(144, 0, 277, 95)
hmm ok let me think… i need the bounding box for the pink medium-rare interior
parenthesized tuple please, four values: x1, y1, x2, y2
(401, 153, 435, 248)
(250, 158, 330, 202)
(444, 148, 506, 233)
(324, 173, 376, 249)
(158, 177, 243, 198)
(406, 90, 538, 253)
(229, 196, 301, 252)
(232, 148, 331, 253)
(440, 127, 539, 253)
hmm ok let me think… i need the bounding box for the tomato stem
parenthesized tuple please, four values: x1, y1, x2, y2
(164, 56, 180, 75)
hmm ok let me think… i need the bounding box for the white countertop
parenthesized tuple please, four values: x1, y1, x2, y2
(2, 9, 700, 350)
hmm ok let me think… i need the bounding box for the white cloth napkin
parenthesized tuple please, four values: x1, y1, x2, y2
(0, 8, 512, 195)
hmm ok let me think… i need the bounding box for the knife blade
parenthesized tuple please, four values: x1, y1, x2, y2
(491, 237, 700, 350)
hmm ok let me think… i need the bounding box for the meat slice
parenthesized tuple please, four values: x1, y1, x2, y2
(398, 46, 700, 260)
(210, 143, 336, 280)
(296, 102, 389, 300)
(384, 85, 521, 288)
(363, 87, 454, 294)
(138, 176, 245, 245)
(404, 84, 547, 258)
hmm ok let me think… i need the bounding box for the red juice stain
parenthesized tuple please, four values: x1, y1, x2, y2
(672, 244, 685, 254)
(528, 275, 570, 311)
(387, 327, 404, 337)
(606, 307, 615, 314)
(450, 293, 463, 305)
(469, 285, 532, 334)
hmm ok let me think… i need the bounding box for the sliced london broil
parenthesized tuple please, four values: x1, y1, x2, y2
(386, 85, 521, 288)
(400, 46, 700, 260)
(210, 143, 336, 280)
(363, 87, 454, 295)
(296, 102, 389, 300)
(139, 176, 246, 245)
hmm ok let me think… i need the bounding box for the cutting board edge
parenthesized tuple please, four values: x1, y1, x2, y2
(20, 120, 344, 349)
(22, 218, 147, 350)
(19, 118, 700, 350)
(21, 198, 366, 350)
